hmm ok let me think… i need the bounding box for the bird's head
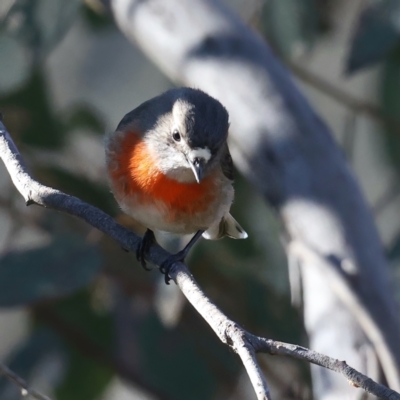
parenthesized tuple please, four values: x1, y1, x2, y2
(145, 88, 230, 183)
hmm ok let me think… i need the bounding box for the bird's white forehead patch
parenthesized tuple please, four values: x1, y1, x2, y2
(172, 99, 194, 122)
(189, 147, 211, 162)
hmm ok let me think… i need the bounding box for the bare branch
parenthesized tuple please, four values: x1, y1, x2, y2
(251, 338, 400, 400)
(1, 114, 399, 399)
(0, 361, 52, 400)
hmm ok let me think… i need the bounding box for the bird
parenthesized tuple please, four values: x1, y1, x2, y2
(105, 87, 247, 283)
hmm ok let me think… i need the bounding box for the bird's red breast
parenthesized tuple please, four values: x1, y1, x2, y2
(108, 131, 216, 222)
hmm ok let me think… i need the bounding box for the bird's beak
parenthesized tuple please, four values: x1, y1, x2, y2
(189, 157, 206, 183)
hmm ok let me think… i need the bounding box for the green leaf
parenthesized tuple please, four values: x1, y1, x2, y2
(347, 0, 400, 74)
(261, 0, 319, 58)
(0, 236, 103, 306)
(0, 328, 67, 399)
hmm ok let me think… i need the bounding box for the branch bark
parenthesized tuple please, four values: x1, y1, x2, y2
(107, 0, 400, 397)
(0, 115, 399, 398)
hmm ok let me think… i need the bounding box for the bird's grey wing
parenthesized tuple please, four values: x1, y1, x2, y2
(116, 100, 154, 131)
(220, 144, 234, 181)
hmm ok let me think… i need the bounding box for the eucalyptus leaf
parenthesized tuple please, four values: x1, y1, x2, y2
(0, 236, 102, 306)
(347, 0, 400, 73)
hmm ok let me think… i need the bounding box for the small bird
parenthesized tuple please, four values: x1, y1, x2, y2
(105, 87, 247, 283)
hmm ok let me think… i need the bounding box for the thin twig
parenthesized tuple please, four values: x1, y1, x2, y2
(0, 362, 52, 400)
(289, 61, 400, 135)
(0, 121, 399, 399)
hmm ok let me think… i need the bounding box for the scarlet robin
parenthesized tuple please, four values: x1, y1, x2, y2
(105, 88, 247, 283)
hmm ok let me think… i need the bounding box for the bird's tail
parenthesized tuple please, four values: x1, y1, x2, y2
(203, 214, 248, 240)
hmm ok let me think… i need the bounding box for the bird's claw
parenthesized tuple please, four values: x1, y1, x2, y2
(160, 261, 172, 284)
(159, 252, 186, 285)
(136, 230, 202, 283)
(136, 230, 155, 271)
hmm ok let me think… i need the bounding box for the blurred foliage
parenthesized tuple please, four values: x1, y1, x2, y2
(57, 346, 112, 400)
(380, 44, 400, 171)
(347, 0, 400, 74)
(63, 105, 105, 134)
(1, 0, 81, 62)
(35, 166, 115, 213)
(0, 328, 67, 399)
(53, 290, 114, 400)
(260, 0, 321, 58)
(138, 312, 233, 399)
(0, 235, 102, 306)
(0, 70, 64, 149)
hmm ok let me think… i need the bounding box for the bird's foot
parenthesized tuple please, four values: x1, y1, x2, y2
(160, 250, 187, 285)
(159, 230, 204, 284)
(136, 229, 156, 271)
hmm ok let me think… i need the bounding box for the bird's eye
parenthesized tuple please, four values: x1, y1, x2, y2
(172, 130, 181, 142)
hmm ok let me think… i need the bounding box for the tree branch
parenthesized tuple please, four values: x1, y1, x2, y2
(251, 338, 400, 400)
(0, 118, 399, 399)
